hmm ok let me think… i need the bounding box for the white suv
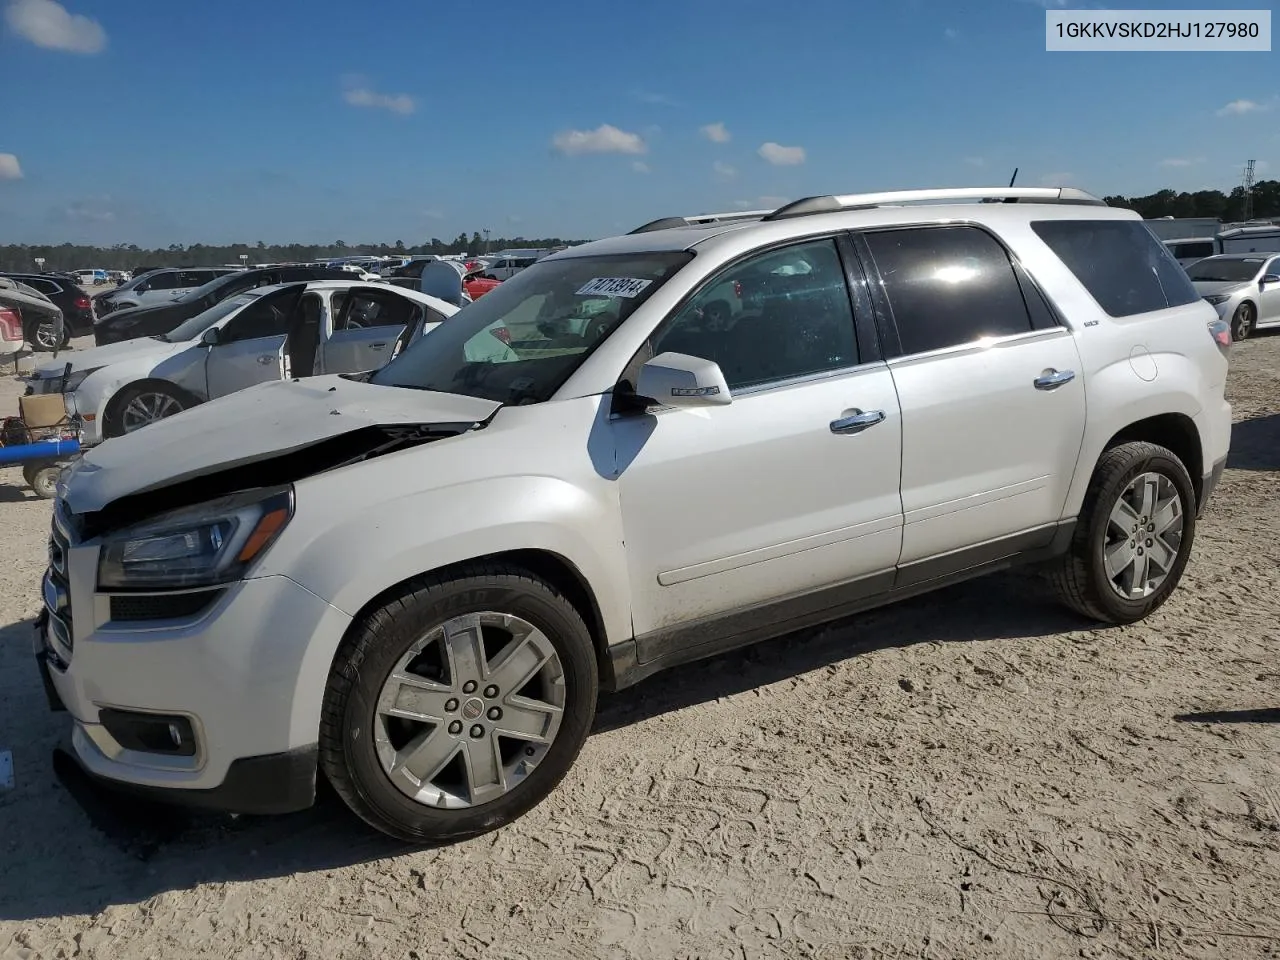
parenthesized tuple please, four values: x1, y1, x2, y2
(37, 187, 1233, 842)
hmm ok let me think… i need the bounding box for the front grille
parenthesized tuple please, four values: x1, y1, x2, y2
(109, 590, 222, 622)
(44, 508, 76, 659)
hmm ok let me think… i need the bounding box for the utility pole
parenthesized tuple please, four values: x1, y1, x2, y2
(483, 229, 491, 255)
(1242, 159, 1256, 221)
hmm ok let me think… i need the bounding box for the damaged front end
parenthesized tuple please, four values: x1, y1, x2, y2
(73, 420, 481, 542)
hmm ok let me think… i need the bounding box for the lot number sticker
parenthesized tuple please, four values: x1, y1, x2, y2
(575, 277, 653, 298)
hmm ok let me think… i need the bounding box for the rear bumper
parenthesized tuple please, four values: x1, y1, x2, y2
(1199, 455, 1227, 517)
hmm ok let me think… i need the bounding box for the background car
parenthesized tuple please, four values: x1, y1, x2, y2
(0, 278, 65, 355)
(1187, 253, 1280, 340)
(28, 280, 459, 443)
(93, 266, 239, 316)
(0, 272, 94, 350)
(93, 264, 356, 345)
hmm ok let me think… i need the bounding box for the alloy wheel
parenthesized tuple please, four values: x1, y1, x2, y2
(1103, 471, 1185, 600)
(373, 612, 566, 809)
(120, 391, 184, 432)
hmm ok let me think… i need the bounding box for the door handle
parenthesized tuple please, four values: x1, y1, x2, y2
(830, 409, 886, 434)
(369, 342, 387, 350)
(257, 355, 274, 365)
(1034, 368, 1075, 390)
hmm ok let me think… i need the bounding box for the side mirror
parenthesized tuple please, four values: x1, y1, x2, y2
(635, 352, 732, 408)
(200, 327, 220, 346)
(1261, 273, 1280, 286)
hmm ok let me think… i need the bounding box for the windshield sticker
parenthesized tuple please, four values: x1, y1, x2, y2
(575, 277, 653, 299)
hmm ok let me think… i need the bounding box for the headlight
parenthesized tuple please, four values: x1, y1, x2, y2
(97, 486, 294, 590)
(61, 367, 102, 393)
(1203, 294, 1231, 306)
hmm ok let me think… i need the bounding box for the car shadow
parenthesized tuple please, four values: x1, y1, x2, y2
(1173, 708, 1280, 724)
(0, 483, 36, 503)
(1227, 412, 1280, 471)
(0, 568, 1094, 922)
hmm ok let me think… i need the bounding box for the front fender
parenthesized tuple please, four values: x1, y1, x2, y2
(256, 472, 630, 651)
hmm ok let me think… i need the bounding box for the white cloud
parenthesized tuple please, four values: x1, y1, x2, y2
(700, 122, 731, 144)
(508, 214, 523, 225)
(1216, 98, 1265, 116)
(944, 27, 960, 40)
(632, 160, 651, 174)
(1158, 157, 1204, 168)
(758, 196, 789, 207)
(633, 90, 677, 107)
(758, 141, 806, 166)
(342, 77, 415, 115)
(422, 209, 444, 220)
(712, 160, 736, 180)
(59, 198, 115, 223)
(0, 153, 22, 180)
(551, 123, 646, 156)
(1039, 172, 1076, 185)
(735, 196, 789, 209)
(4, 0, 105, 53)
(963, 156, 985, 167)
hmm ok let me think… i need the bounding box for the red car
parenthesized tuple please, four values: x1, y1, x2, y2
(464, 267, 501, 301)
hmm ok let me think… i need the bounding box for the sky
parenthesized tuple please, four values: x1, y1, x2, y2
(0, 0, 1276, 247)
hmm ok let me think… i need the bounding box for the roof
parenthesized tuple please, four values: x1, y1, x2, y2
(1196, 252, 1279, 260)
(547, 186, 1138, 262)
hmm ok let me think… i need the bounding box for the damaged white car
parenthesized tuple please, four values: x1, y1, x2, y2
(26, 280, 459, 445)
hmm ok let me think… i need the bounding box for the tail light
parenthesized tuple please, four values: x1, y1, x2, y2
(75, 296, 91, 310)
(0, 307, 21, 342)
(1208, 318, 1232, 358)
(489, 326, 512, 345)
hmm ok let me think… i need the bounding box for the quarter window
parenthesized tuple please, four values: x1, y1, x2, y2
(650, 239, 858, 391)
(1032, 219, 1200, 317)
(864, 225, 1034, 355)
(336, 290, 419, 329)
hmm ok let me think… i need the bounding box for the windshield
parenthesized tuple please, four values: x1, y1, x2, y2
(370, 251, 692, 404)
(1187, 258, 1265, 282)
(161, 292, 262, 341)
(177, 270, 253, 304)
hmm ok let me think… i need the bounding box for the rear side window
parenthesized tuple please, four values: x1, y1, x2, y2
(1032, 220, 1200, 318)
(147, 271, 179, 290)
(1172, 241, 1215, 260)
(863, 225, 1034, 355)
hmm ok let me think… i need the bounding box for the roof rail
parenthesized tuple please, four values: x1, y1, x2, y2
(763, 187, 1106, 221)
(628, 209, 773, 235)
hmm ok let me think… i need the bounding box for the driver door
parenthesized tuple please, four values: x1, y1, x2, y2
(1258, 255, 1280, 325)
(204, 285, 305, 398)
(320, 286, 422, 373)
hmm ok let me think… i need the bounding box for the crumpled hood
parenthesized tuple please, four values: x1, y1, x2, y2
(60, 375, 501, 514)
(1192, 280, 1251, 297)
(33, 337, 177, 378)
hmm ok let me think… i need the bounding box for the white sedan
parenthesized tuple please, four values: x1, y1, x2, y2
(28, 280, 461, 445)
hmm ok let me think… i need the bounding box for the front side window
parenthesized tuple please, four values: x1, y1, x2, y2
(371, 251, 692, 404)
(864, 225, 1034, 355)
(648, 239, 858, 391)
(163, 293, 261, 342)
(219, 287, 302, 342)
(1032, 219, 1200, 317)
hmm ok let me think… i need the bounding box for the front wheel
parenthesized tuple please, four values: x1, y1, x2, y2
(103, 383, 190, 439)
(1047, 441, 1196, 624)
(320, 564, 598, 842)
(1231, 302, 1255, 341)
(22, 464, 60, 499)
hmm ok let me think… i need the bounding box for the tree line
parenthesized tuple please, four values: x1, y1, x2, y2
(4, 182, 1278, 274)
(1103, 179, 1280, 221)
(0, 232, 586, 273)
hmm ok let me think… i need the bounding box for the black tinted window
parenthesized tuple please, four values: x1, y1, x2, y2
(864, 226, 1033, 355)
(1174, 242, 1215, 260)
(220, 289, 299, 341)
(1032, 220, 1200, 317)
(651, 239, 857, 391)
(147, 271, 179, 290)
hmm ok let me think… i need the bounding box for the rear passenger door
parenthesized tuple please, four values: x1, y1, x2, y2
(135, 269, 181, 306)
(321, 287, 423, 373)
(857, 224, 1086, 575)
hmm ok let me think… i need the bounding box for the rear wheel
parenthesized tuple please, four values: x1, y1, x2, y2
(320, 564, 598, 843)
(1047, 441, 1196, 623)
(1231, 302, 1255, 341)
(103, 383, 190, 439)
(25, 318, 64, 352)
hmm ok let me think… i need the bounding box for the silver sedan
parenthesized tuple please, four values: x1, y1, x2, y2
(1187, 253, 1280, 341)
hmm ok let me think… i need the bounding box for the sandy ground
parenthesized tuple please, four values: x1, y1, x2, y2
(0, 333, 1277, 960)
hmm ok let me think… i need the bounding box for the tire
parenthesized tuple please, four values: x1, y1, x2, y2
(102, 383, 190, 439)
(1230, 302, 1255, 341)
(1047, 441, 1197, 624)
(24, 464, 60, 499)
(320, 563, 598, 843)
(24, 318, 63, 353)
